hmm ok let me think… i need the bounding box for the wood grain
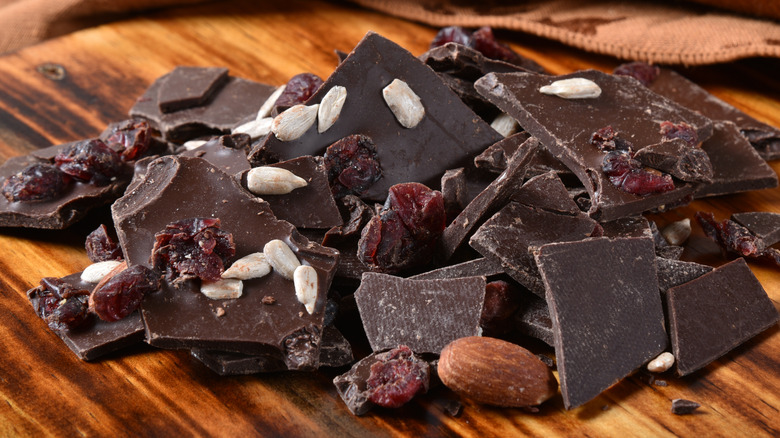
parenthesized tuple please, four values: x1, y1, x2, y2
(0, 0, 778, 436)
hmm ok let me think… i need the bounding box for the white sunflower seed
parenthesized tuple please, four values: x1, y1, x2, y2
(257, 85, 286, 119)
(539, 77, 602, 99)
(222, 252, 271, 280)
(263, 239, 300, 280)
(233, 117, 273, 140)
(271, 104, 319, 141)
(182, 140, 207, 151)
(647, 352, 675, 373)
(317, 86, 347, 133)
(490, 112, 519, 138)
(661, 218, 692, 246)
(293, 265, 318, 314)
(382, 79, 424, 128)
(80, 260, 124, 284)
(246, 166, 307, 195)
(200, 278, 243, 300)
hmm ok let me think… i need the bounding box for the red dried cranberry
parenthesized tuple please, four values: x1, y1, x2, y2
(55, 139, 123, 186)
(480, 280, 522, 336)
(36, 277, 91, 331)
(151, 217, 236, 282)
(324, 135, 382, 198)
(618, 168, 675, 196)
(602, 150, 636, 177)
(660, 121, 698, 147)
(366, 345, 429, 408)
(101, 119, 152, 161)
(590, 126, 618, 151)
(613, 62, 660, 87)
(385, 182, 446, 241)
(89, 265, 160, 321)
(694, 211, 764, 258)
(469, 27, 522, 64)
(274, 73, 324, 110)
(1, 163, 68, 202)
(430, 26, 472, 49)
(48, 296, 90, 331)
(85, 224, 123, 262)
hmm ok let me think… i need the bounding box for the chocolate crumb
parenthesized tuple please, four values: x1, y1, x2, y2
(536, 354, 555, 369)
(601, 405, 610, 411)
(215, 307, 225, 317)
(441, 399, 463, 417)
(654, 380, 668, 387)
(671, 399, 701, 415)
(262, 296, 276, 305)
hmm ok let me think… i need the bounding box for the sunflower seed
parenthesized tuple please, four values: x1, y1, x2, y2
(257, 85, 286, 119)
(246, 166, 308, 195)
(647, 352, 675, 373)
(201, 278, 243, 300)
(490, 112, 519, 138)
(539, 78, 602, 99)
(382, 78, 424, 128)
(272, 104, 319, 141)
(182, 140, 207, 151)
(233, 117, 273, 140)
(263, 239, 300, 280)
(661, 218, 691, 246)
(293, 265, 318, 314)
(222, 252, 271, 280)
(318, 86, 347, 133)
(80, 260, 124, 284)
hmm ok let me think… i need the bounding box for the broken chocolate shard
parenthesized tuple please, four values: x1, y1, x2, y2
(157, 66, 229, 113)
(475, 70, 710, 221)
(179, 133, 251, 176)
(441, 167, 468, 221)
(354, 273, 486, 354)
(534, 236, 667, 409)
(26, 272, 145, 361)
(408, 257, 504, 280)
(694, 121, 778, 198)
(633, 139, 713, 183)
(112, 156, 338, 365)
(249, 32, 503, 202)
(511, 171, 581, 215)
(656, 257, 713, 292)
(731, 211, 780, 247)
(666, 258, 779, 376)
(599, 216, 651, 239)
(0, 142, 133, 229)
(513, 290, 555, 347)
(318, 325, 355, 368)
(671, 399, 701, 415)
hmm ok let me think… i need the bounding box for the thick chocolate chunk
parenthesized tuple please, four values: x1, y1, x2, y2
(112, 156, 338, 368)
(0, 142, 132, 229)
(475, 70, 712, 221)
(513, 292, 555, 347)
(408, 257, 504, 280)
(656, 257, 713, 292)
(131, 72, 275, 143)
(157, 66, 229, 113)
(666, 258, 779, 376)
(179, 134, 251, 176)
(511, 171, 581, 215)
(470, 201, 600, 296)
(440, 167, 467, 220)
(534, 236, 667, 409)
(354, 273, 485, 354)
(249, 32, 503, 202)
(633, 139, 713, 183)
(599, 216, 650, 239)
(26, 272, 145, 361)
(732, 211, 780, 246)
(694, 121, 778, 198)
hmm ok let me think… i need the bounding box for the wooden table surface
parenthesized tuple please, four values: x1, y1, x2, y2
(0, 0, 778, 436)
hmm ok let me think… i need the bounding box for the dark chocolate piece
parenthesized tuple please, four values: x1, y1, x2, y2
(642, 66, 780, 161)
(732, 211, 780, 246)
(0, 142, 132, 229)
(249, 32, 503, 202)
(441, 167, 467, 221)
(318, 325, 355, 368)
(511, 171, 580, 215)
(469, 201, 600, 296)
(323, 195, 374, 246)
(671, 399, 701, 415)
(694, 121, 778, 198)
(131, 73, 275, 143)
(633, 139, 713, 183)
(534, 236, 667, 409)
(656, 257, 713, 292)
(475, 70, 712, 221)
(112, 156, 338, 368)
(354, 273, 485, 354)
(157, 66, 229, 113)
(408, 257, 504, 280)
(440, 136, 538, 260)
(179, 134, 251, 176)
(26, 272, 145, 361)
(599, 216, 651, 239)
(513, 292, 555, 347)
(666, 258, 779, 376)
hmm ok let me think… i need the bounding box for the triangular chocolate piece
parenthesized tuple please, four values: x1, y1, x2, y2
(732, 211, 780, 246)
(511, 171, 580, 215)
(157, 66, 229, 113)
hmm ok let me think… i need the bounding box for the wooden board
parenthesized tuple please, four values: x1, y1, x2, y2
(0, 0, 778, 436)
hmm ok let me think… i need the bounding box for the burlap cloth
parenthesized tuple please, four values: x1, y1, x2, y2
(1, 0, 779, 65)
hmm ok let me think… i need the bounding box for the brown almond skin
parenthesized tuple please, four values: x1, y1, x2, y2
(438, 336, 558, 407)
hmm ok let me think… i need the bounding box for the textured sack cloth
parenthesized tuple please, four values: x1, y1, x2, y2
(351, 0, 780, 65)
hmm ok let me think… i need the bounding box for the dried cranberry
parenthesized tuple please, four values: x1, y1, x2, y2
(590, 126, 618, 151)
(358, 183, 445, 273)
(151, 217, 236, 282)
(48, 296, 90, 331)
(430, 26, 472, 49)
(323, 134, 382, 198)
(85, 224, 123, 262)
(613, 62, 660, 87)
(469, 27, 522, 64)
(660, 121, 698, 147)
(694, 212, 764, 258)
(366, 345, 429, 408)
(89, 265, 160, 321)
(101, 119, 152, 161)
(55, 139, 123, 185)
(1, 163, 68, 202)
(602, 150, 636, 177)
(480, 280, 522, 336)
(274, 73, 324, 110)
(36, 277, 91, 331)
(618, 169, 675, 196)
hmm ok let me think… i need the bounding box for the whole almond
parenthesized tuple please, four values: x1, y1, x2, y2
(438, 336, 558, 407)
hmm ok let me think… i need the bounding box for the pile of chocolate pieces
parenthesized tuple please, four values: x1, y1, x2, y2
(2, 27, 779, 415)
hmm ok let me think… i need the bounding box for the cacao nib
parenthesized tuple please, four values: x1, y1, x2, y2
(275, 73, 324, 110)
(85, 224, 123, 262)
(660, 121, 698, 147)
(323, 134, 382, 199)
(1, 163, 68, 202)
(54, 139, 123, 186)
(151, 217, 236, 282)
(100, 119, 152, 161)
(613, 62, 660, 87)
(366, 345, 430, 408)
(89, 265, 160, 322)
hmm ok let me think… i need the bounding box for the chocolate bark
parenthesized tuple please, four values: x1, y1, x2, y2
(408, 257, 504, 280)
(511, 171, 581, 215)
(666, 258, 779, 376)
(469, 201, 600, 296)
(475, 70, 711, 221)
(179, 133, 251, 176)
(0, 142, 132, 229)
(111, 156, 339, 369)
(157, 66, 229, 113)
(694, 121, 778, 198)
(633, 139, 713, 183)
(534, 236, 668, 409)
(354, 273, 485, 354)
(26, 272, 145, 361)
(731, 211, 780, 246)
(249, 32, 503, 202)
(131, 72, 275, 143)
(655, 257, 713, 292)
